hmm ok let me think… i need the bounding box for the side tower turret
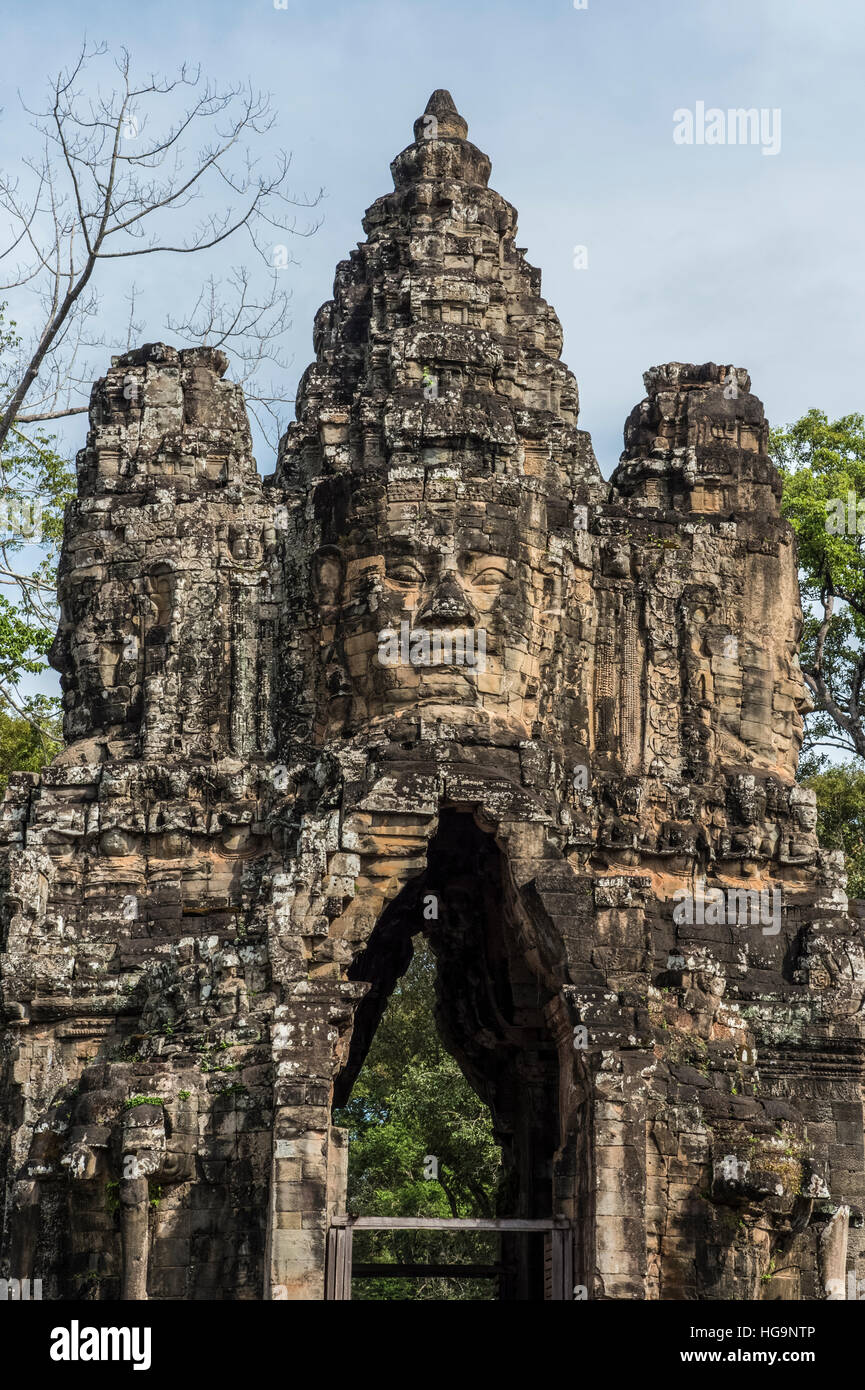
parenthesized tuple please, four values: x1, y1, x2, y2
(52, 343, 277, 760)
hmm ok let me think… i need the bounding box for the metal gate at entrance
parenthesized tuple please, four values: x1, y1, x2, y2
(326, 1216, 575, 1300)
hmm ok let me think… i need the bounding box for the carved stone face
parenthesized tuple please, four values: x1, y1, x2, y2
(746, 574, 810, 774)
(53, 575, 142, 736)
(312, 479, 568, 737)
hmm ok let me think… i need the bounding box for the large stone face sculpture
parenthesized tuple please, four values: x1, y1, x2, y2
(1, 91, 863, 1302)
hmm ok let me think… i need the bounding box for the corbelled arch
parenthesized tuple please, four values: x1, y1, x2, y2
(328, 801, 591, 1300)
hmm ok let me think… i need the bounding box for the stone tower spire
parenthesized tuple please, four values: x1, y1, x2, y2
(412, 88, 469, 141)
(277, 89, 602, 501)
(50, 344, 275, 760)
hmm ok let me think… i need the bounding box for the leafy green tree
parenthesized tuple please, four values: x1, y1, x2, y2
(773, 414, 865, 898)
(0, 706, 61, 797)
(0, 305, 73, 744)
(334, 936, 501, 1300)
(801, 763, 865, 900)
(772, 410, 865, 761)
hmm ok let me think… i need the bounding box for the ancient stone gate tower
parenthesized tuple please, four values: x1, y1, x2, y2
(2, 91, 864, 1301)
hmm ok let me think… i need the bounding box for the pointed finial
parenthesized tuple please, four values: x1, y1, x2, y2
(413, 90, 469, 143)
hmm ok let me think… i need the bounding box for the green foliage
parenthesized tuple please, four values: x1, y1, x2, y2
(774, 410, 865, 611)
(803, 763, 865, 898)
(773, 410, 865, 760)
(773, 411, 865, 895)
(123, 1095, 164, 1110)
(0, 705, 61, 797)
(0, 304, 75, 739)
(334, 936, 501, 1300)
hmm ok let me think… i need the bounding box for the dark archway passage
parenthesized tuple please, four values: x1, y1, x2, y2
(333, 809, 571, 1300)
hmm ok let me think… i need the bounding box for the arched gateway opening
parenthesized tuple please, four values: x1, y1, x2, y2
(330, 809, 586, 1300)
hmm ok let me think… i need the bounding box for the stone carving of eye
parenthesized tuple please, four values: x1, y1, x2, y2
(389, 563, 425, 586)
(472, 565, 509, 590)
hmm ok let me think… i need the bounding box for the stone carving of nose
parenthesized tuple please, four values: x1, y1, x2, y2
(416, 570, 478, 627)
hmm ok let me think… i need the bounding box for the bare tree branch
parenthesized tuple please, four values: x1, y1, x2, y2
(0, 42, 322, 453)
(16, 406, 88, 422)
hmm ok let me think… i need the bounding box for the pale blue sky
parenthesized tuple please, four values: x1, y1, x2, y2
(4, 0, 865, 699)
